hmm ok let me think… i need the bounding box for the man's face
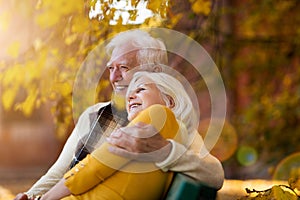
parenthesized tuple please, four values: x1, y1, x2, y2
(107, 45, 139, 97)
(126, 76, 166, 121)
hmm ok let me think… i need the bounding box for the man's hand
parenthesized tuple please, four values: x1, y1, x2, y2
(14, 193, 30, 200)
(107, 122, 172, 162)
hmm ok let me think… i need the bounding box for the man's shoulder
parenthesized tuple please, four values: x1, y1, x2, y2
(80, 102, 111, 116)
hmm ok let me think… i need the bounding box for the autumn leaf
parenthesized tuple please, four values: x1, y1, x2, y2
(241, 185, 298, 200)
(190, 0, 211, 16)
(65, 34, 78, 45)
(288, 172, 300, 195)
(271, 186, 297, 200)
(53, 82, 72, 98)
(15, 88, 39, 117)
(36, 11, 60, 28)
(1, 87, 18, 110)
(71, 17, 90, 33)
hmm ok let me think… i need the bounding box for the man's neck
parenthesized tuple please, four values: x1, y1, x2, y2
(110, 101, 128, 126)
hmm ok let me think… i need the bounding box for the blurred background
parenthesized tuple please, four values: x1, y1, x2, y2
(0, 0, 299, 198)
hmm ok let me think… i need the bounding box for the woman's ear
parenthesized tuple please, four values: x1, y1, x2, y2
(166, 95, 175, 108)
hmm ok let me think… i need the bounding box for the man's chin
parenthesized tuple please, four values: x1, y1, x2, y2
(112, 92, 126, 110)
(114, 90, 126, 96)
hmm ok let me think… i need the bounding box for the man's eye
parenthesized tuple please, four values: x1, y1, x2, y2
(120, 65, 129, 71)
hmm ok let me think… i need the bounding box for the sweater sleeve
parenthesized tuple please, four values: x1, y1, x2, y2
(155, 132, 224, 190)
(64, 104, 180, 195)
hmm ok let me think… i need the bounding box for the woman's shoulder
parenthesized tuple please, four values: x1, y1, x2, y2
(145, 104, 173, 114)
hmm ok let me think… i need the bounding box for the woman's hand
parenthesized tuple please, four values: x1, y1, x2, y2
(14, 193, 31, 200)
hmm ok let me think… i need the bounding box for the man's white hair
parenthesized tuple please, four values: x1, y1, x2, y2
(127, 71, 198, 133)
(106, 29, 168, 67)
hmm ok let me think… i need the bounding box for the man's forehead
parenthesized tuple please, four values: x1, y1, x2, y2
(107, 50, 137, 67)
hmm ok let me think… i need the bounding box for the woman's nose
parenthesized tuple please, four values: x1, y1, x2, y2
(128, 91, 136, 101)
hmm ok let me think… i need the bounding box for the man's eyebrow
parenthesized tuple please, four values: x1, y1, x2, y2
(106, 60, 129, 68)
(106, 61, 112, 67)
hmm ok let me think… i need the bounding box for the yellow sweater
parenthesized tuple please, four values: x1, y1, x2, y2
(63, 104, 181, 200)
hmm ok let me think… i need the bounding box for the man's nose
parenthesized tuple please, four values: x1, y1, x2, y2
(110, 67, 123, 82)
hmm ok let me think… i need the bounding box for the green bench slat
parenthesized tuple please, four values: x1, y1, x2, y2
(165, 173, 217, 200)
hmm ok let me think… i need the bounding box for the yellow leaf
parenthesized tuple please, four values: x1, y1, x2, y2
(65, 34, 78, 45)
(131, 0, 140, 7)
(191, 0, 211, 16)
(2, 87, 18, 110)
(289, 175, 300, 191)
(72, 17, 90, 33)
(147, 0, 162, 12)
(166, 13, 182, 28)
(66, 57, 76, 69)
(25, 60, 41, 81)
(18, 89, 39, 116)
(271, 185, 297, 200)
(2, 66, 17, 87)
(89, 0, 98, 8)
(7, 41, 20, 58)
(50, 48, 59, 56)
(54, 82, 72, 97)
(36, 12, 60, 28)
(144, 16, 163, 27)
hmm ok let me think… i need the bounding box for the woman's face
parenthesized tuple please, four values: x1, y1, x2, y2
(126, 76, 166, 121)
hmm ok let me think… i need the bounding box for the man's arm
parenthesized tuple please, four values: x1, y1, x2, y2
(14, 103, 108, 199)
(20, 125, 80, 198)
(107, 122, 172, 162)
(108, 126, 224, 190)
(14, 126, 79, 200)
(156, 133, 224, 189)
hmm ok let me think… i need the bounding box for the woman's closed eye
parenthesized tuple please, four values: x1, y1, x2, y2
(136, 87, 146, 93)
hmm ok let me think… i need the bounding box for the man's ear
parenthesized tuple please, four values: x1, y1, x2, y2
(153, 65, 162, 72)
(166, 95, 175, 108)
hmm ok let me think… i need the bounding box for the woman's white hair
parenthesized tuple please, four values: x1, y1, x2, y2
(127, 71, 198, 133)
(105, 29, 168, 68)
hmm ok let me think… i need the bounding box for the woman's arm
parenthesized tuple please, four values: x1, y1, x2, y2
(40, 179, 70, 200)
(63, 105, 179, 195)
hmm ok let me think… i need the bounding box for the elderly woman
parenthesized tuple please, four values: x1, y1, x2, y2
(41, 71, 199, 200)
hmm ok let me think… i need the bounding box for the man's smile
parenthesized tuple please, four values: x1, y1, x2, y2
(114, 85, 128, 91)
